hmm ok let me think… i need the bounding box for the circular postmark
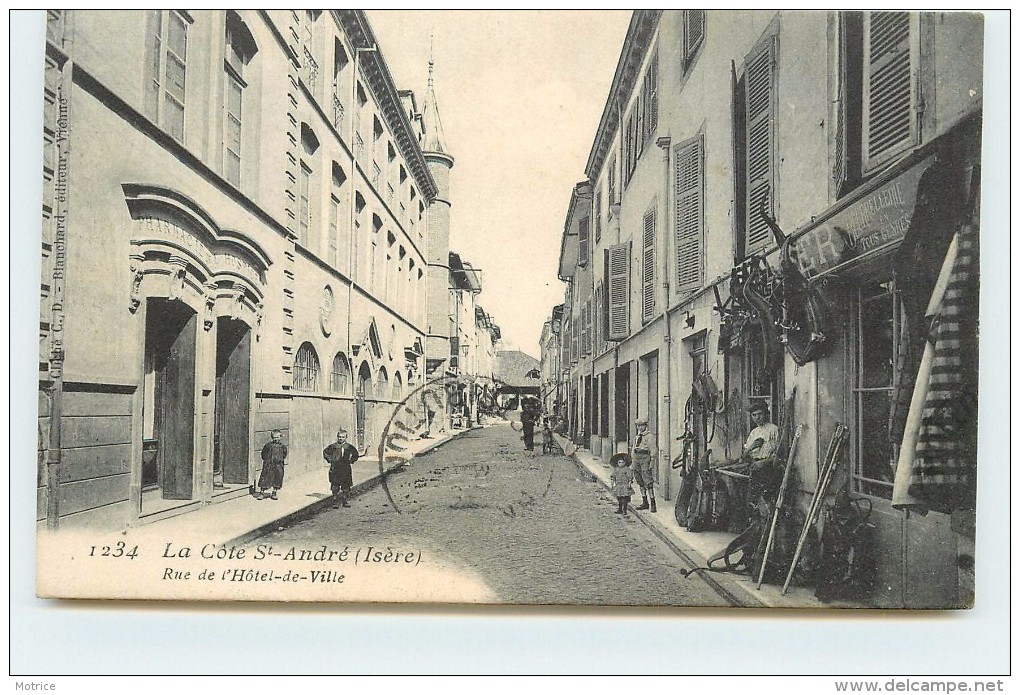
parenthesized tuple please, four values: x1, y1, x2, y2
(374, 373, 557, 514)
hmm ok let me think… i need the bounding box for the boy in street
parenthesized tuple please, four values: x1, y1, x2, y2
(256, 429, 288, 500)
(323, 429, 360, 509)
(632, 417, 656, 512)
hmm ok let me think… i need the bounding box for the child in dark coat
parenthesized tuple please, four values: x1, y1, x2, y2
(257, 430, 288, 500)
(610, 453, 635, 517)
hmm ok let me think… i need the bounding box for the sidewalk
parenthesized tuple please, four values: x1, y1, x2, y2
(559, 434, 831, 609)
(112, 426, 481, 547)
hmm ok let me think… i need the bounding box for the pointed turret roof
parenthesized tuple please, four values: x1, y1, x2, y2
(422, 50, 451, 158)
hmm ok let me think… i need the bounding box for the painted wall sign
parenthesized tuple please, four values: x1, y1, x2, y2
(794, 156, 935, 279)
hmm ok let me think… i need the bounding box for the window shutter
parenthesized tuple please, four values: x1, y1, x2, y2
(607, 242, 631, 341)
(578, 216, 590, 268)
(863, 12, 916, 172)
(685, 10, 706, 65)
(595, 282, 604, 352)
(641, 208, 656, 322)
(675, 135, 704, 293)
(744, 35, 777, 256)
(649, 52, 659, 134)
(587, 298, 595, 355)
(833, 14, 850, 192)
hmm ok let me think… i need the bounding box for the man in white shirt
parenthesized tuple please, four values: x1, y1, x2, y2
(743, 401, 779, 468)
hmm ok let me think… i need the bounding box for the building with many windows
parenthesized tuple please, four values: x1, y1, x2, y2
(38, 10, 455, 530)
(555, 10, 982, 607)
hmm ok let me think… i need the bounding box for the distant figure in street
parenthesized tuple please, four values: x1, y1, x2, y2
(632, 417, 657, 512)
(256, 429, 288, 501)
(610, 453, 635, 518)
(541, 416, 555, 454)
(521, 398, 538, 451)
(323, 429, 360, 509)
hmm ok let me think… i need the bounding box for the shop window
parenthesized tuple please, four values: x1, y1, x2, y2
(294, 342, 320, 391)
(145, 10, 191, 143)
(674, 133, 705, 293)
(834, 12, 919, 196)
(640, 207, 656, 323)
(330, 352, 350, 394)
(853, 280, 899, 498)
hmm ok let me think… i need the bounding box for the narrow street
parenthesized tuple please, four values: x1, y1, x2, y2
(251, 423, 738, 606)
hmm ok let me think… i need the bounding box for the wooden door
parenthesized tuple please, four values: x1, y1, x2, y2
(215, 319, 251, 485)
(157, 306, 197, 500)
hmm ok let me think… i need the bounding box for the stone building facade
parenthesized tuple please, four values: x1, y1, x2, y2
(556, 10, 982, 608)
(37, 10, 454, 530)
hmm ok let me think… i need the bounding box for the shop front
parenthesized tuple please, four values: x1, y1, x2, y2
(789, 120, 980, 607)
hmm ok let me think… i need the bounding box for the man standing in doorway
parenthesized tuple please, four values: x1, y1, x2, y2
(323, 429, 359, 509)
(632, 417, 656, 512)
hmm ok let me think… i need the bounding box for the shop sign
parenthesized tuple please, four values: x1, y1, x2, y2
(794, 156, 935, 279)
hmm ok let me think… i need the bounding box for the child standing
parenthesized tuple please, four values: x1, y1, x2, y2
(256, 429, 287, 500)
(609, 453, 635, 517)
(541, 417, 555, 454)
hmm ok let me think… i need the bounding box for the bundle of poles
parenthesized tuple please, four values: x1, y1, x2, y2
(781, 422, 849, 595)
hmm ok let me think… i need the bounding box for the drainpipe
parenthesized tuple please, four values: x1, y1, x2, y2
(656, 136, 672, 499)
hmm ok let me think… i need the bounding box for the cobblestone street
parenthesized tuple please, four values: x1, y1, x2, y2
(252, 423, 737, 606)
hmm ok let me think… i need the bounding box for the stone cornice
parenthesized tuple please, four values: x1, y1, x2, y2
(584, 10, 661, 181)
(335, 10, 439, 203)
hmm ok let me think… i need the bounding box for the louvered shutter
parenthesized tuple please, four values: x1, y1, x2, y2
(649, 52, 658, 134)
(641, 209, 656, 322)
(607, 242, 631, 341)
(833, 14, 850, 192)
(587, 298, 595, 355)
(595, 282, 605, 352)
(744, 35, 776, 255)
(685, 10, 706, 65)
(675, 135, 704, 293)
(563, 317, 571, 365)
(578, 216, 590, 268)
(863, 12, 916, 172)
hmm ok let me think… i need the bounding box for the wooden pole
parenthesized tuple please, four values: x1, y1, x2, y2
(756, 424, 804, 589)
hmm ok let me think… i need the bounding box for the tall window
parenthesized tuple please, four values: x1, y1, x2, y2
(578, 216, 590, 268)
(330, 352, 350, 394)
(607, 156, 617, 206)
(223, 13, 255, 187)
(834, 12, 919, 196)
(640, 207, 656, 322)
(743, 32, 778, 256)
(683, 10, 706, 69)
(854, 280, 899, 499)
(146, 10, 190, 143)
(331, 162, 348, 270)
(675, 134, 705, 293)
(594, 185, 603, 244)
(641, 51, 658, 146)
(332, 39, 349, 130)
(294, 342, 320, 391)
(606, 241, 631, 341)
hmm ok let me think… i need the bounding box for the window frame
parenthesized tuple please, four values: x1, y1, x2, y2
(146, 10, 192, 144)
(293, 342, 320, 391)
(330, 352, 350, 394)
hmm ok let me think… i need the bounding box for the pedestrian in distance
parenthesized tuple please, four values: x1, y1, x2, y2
(541, 416, 555, 454)
(610, 452, 635, 518)
(256, 429, 288, 500)
(521, 398, 538, 451)
(323, 429, 360, 509)
(632, 417, 657, 512)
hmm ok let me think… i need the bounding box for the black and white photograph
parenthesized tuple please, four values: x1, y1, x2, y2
(13, 8, 1011, 676)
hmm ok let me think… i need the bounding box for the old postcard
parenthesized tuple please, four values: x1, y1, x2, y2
(35, 9, 987, 609)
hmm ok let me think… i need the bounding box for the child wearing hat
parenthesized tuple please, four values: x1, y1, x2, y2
(610, 452, 635, 517)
